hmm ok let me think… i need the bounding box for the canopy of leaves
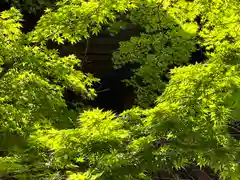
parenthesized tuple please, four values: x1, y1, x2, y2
(0, 0, 240, 179)
(0, 7, 98, 177)
(112, 0, 198, 107)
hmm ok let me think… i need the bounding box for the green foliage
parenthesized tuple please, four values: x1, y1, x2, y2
(112, 0, 197, 107)
(11, 60, 240, 179)
(153, 61, 240, 179)
(197, 0, 240, 53)
(1, 0, 240, 179)
(112, 0, 240, 107)
(29, 0, 137, 44)
(0, 7, 98, 175)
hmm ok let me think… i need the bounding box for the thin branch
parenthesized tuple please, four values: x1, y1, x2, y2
(183, 168, 196, 180)
(192, 168, 213, 180)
